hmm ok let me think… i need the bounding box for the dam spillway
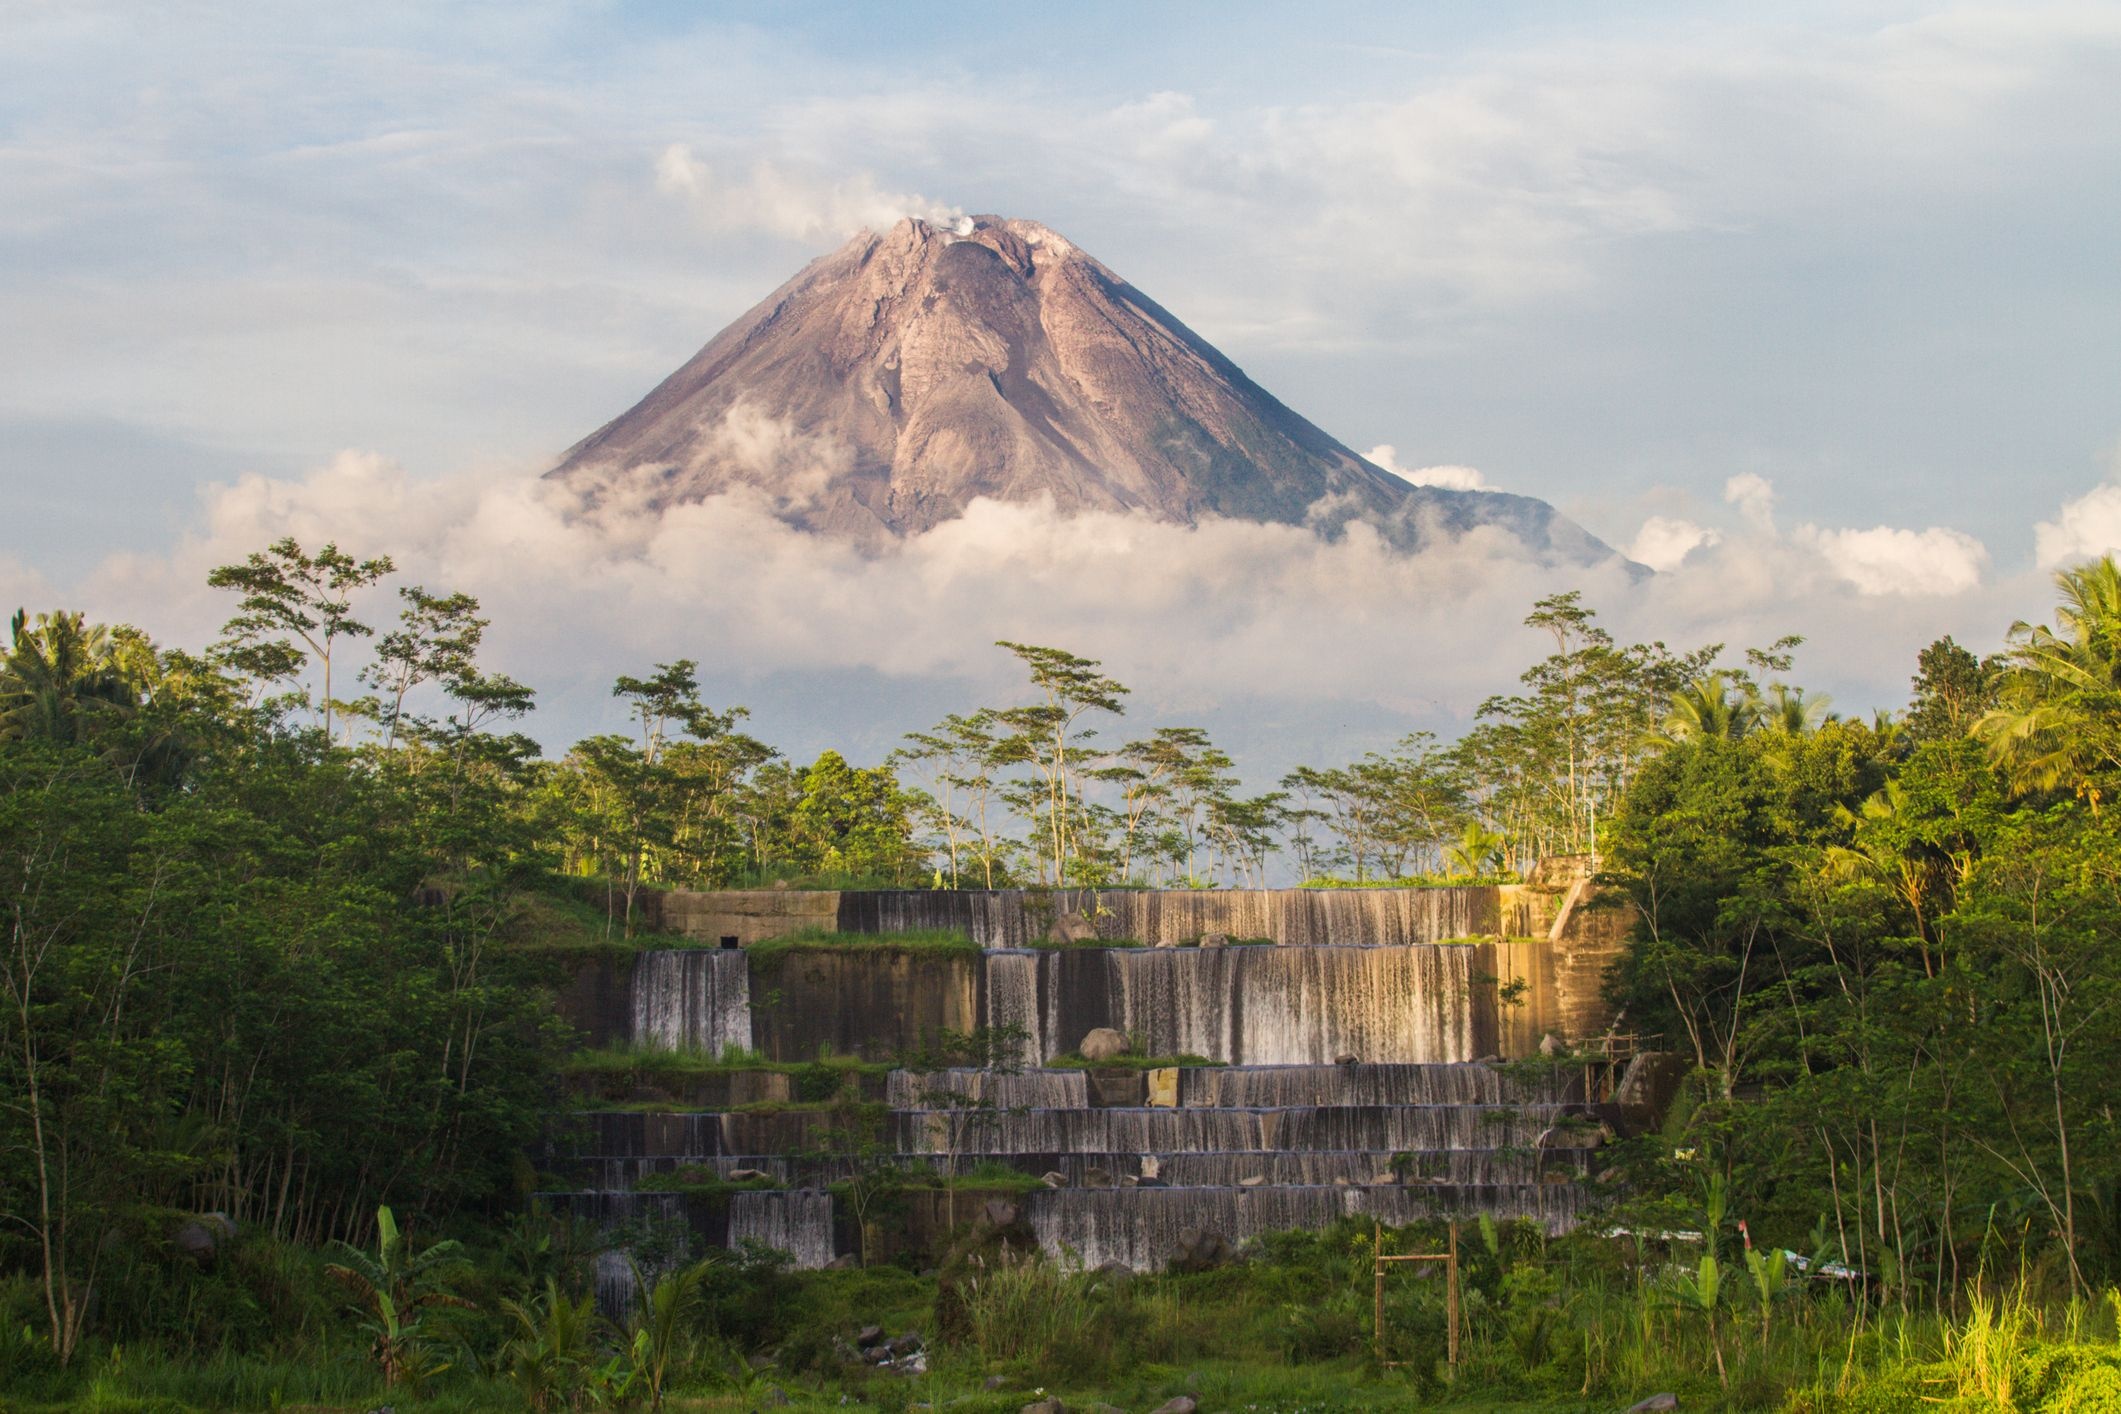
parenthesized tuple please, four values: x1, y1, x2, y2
(541, 882, 1639, 1276)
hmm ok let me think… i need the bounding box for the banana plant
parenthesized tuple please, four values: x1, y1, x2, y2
(1662, 1252, 1727, 1391)
(1743, 1244, 1790, 1345)
(323, 1205, 473, 1390)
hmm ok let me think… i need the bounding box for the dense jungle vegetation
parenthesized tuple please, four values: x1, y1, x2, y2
(8, 537, 2121, 1410)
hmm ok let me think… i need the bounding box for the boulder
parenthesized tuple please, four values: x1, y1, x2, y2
(856, 1325, 884, 1347)
(1152, 933, 1180, 948)
(1021, 1401, 1067, 1414)
(1198, 932, 1228, 949)
(1239, 1174, 1265, 1187)
(1333, 1052, 1359, 1066)
(984, 1375, 1007, 1391)
(1046, 912, 1100, 945)
(1093, 1260, 1135, 1284)
(1150, 1399, 1200, 1414)
(1626, 1397, 1679, 1413)
(1539, 1033, 1566, 1057)
(726, 1167, 775, 1182)
(1040, 1170, 1069, 1188)
(982, 1198, 1023, 1229)
(1079, 1027, 1129, 1062)
(1083, 1166, 1113, 1189)
(825, 1252, 859, 1269)
(1167, 1229, 1234, 1273)
(173, 1212, 237, 1266)
(887, 1332, 924, 1356)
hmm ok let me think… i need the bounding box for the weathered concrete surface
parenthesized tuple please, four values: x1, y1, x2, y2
(640, 889, 839, 947)
(751, 951, 981, 1062)
(639, 885, 1505, 950)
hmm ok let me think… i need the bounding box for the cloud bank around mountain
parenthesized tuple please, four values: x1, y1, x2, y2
(17, 446, 2074, 770)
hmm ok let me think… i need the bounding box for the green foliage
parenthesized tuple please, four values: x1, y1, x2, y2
(323, 1205, 475, 1389)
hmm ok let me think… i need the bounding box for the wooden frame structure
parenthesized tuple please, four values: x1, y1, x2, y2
(1371, 1220, 1459, 1371)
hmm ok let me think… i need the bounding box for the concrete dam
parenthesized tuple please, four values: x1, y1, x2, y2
(542, 877, 1650, 1280)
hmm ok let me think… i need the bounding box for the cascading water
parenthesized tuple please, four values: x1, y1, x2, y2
(982, 950, 1046, 1065)
(1183, 1063, 1581, 1108)
(631, 949, 752, 1054)
(890, 1104, 1559, 1155)
(545, 888, 1631, 1272)
(1040, 947, 1492, 1064)
(884, 1068, 1088, 1109)
(1029, 1184, 1592, 1269)
(727, 1191, 836, 1268)
(828, 887, 1501, 949)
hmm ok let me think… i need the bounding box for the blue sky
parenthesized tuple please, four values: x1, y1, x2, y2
(3, 2, 2120, 757)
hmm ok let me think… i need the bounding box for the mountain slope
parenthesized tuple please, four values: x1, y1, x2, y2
(549, 215, 1616, 563)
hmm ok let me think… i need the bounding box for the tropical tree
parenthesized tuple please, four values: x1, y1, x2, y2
(1648, 672, 1764, 749)
(323, 1205, 473, 1388)
(0, 609, 147, 746)
(1978, 556, 2121, 802)
(207, 537, 394, 739)
(992, 642, 1129, 884)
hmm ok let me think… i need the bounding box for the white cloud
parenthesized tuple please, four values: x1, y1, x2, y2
(2035, 482, 2121, 569)
(1724, 473, 1777, 531)
(48, 451, 2036, 773)
(655, 146, 962, 243)
(1364, 445, 1489, 491)
(1795, 524, 1989, 596)
(1627, 516, 1721, 572)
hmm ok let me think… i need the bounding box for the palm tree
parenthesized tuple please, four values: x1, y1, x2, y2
(1759, 683, 1834, 736)
(629, 1258, 710, 1410)
(324, 1205, 473, 1389)
(1445, 820, 1505, 878)
(501, 1277, 604, 1412)
(0, 609, 141, 744)
(1645, 672, 1763, 750)
(1977, 556, 2121, 800)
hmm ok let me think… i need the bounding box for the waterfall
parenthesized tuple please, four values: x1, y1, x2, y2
(1039, 947, 1488, 1064)
(727, 1191, 836, 1268)
(631, 949, 752, 1054)
(1028, 1183, 1589, 1269)
(594, 1249, 639, 1321)
(821, 885, 1502, 950)
(885, 1067, 1087, 1109)
(1182, 1063, 1580, 1107)
(890, 1104, 1558, 1155)
(982, 950, 1046, 1065)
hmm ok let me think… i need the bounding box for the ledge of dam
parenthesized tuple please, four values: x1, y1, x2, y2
(557, 879, 1634, 1064)
(543, 877, 1646, 1281)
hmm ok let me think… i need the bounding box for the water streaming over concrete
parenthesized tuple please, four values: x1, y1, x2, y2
(1027, 1184, 1592, 1268)
(631, 949, 751, 1055)
(884, 1067, 1090, 1109)
(727, 1190, 836, 1268)
(554, 904, 1630, 1272)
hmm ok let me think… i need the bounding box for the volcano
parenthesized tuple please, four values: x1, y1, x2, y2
(548, 215, 1617, 563)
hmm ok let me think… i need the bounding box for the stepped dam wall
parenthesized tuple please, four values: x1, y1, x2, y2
(563, 937, 1614, 1064)
(559, 882, 1631, 1063)
(634, 884, 1547, 951)
(542, 881, 1646, 1280)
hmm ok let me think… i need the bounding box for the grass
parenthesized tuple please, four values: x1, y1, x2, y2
(747, 928, 983, 971)
(1047, 1051, 1223, 1070)
(500, 885, 704, 956)
(1024, 934, 1148, 950)
(18, 1226, 2121, 1413)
